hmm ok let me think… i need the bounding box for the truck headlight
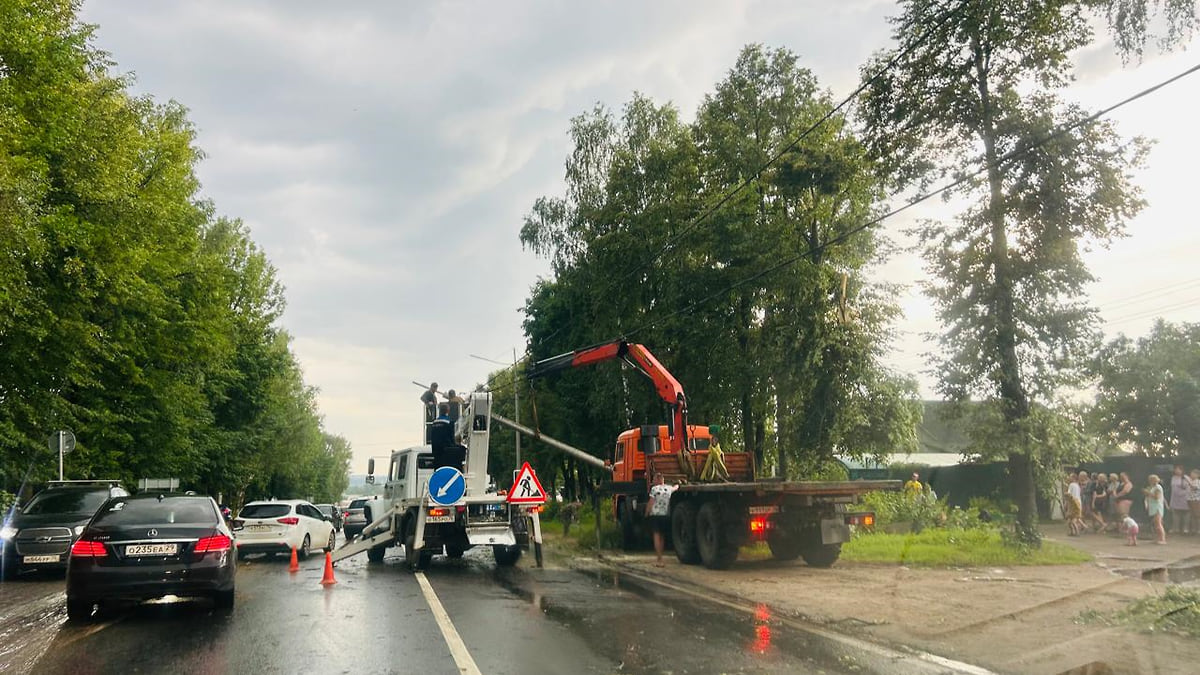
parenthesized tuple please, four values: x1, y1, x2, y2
(0, 526, 17, 540)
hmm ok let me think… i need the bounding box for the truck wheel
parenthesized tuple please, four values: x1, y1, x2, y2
(403, 517, 428, 571)
(446, 545, 465, 559)
(696, 502, 739, 570)
(671, 501, 701, 565)
(766, 533, 803, 561)
(493, 544, 522, 567)
(801, 543, 842, 568)
(367, 544, 386, 563)
(619, 500, 638, 551)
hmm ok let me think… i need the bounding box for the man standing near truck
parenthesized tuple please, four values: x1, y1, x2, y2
(646, 474, 678, 567)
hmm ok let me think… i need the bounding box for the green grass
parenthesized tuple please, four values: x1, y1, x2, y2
(1078, 586, 1200, 638)
(841, 528, 1092, 566)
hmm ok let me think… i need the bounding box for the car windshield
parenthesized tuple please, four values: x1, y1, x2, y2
(93, 498, 215, 526)
(23, 490, 109, 516)
(315, 505, 333, 516)
(348, 499, 369, 509)
(239, 504, 292, 519)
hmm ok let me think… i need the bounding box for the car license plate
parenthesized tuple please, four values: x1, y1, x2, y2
(126, 544, 177, 556)
(23, 555, 59, 564)
(248, 524, 269, 532)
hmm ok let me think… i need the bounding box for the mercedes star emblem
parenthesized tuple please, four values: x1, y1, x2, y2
(147, 529, 158, 537)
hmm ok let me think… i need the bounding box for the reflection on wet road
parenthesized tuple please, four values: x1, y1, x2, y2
(1, 541, 892, 675)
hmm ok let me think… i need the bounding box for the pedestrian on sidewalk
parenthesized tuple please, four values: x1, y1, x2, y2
(1168, 465, 1192, 535)
(1078, 471, 1094, 533)
(646, 474, 678, 567)
(1144, 474, 1166, 544)
(1188, 468, 1200, 535)
(1089, 473, 1109, 533)
(1123, 515, 1140, 546)
(1114, 472, 1134, 523)
(1066, 472, 1083, 536)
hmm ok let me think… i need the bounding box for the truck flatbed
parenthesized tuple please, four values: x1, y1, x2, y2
(675, 479, 901, 495)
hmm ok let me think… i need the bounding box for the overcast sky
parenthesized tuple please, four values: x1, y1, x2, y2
(80, 1, 1199, 473)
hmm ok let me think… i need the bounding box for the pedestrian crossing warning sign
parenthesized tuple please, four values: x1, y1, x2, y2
(507, 462, 546, 504)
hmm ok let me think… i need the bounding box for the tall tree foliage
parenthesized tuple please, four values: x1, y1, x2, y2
(859, 0, 1190, 537)
(1094, 321, 1200, 457)
(520, 46, 920, 482)
(0, 0, 348, 503)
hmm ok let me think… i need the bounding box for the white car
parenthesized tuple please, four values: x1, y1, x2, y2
(233, 500, 336, 560)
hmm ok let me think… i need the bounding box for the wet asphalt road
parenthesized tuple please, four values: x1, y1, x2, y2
(0, 539, 877, 675)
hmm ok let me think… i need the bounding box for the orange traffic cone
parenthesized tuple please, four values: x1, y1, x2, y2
(320, 551, 337, 586)
(288, 546, 299, 574)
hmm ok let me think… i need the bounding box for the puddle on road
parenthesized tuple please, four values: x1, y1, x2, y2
(1115, 562, 1200, 585)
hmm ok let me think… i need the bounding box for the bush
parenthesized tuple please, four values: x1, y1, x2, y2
(862, 490, 943, 531)
(0, 491, 14, 516)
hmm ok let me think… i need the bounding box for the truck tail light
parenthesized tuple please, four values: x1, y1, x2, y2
(428, 508, 448, 517)
(846, 513, 875, 527)
(749, 516, 768, 535)
(276, 517, 300, 525)
(194, 534, 232, 554)
(70, 540, 107, 557)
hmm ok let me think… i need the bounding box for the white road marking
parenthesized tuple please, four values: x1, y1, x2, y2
(414, 571, 483, 675)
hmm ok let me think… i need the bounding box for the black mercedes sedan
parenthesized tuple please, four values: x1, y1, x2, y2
(65, 493, 236, 621)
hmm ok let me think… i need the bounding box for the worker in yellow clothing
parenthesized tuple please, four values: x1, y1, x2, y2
(904, 472, 923, 496)
(700, 425, 730, 482)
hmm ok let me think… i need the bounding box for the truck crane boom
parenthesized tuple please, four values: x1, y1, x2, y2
(527, 341, 689, 454)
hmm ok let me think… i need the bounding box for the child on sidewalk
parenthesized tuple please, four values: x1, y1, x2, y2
(1123, 515, 1140, 546)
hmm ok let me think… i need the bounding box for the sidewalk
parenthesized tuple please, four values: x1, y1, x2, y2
(579, 537, 1200, 675)
(1046, 528, 1200, 580)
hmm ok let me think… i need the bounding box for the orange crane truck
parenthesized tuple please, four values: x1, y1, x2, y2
(524, 340, 899, 570)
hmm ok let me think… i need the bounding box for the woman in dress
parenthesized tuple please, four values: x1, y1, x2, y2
(1114, 472, 1135, 532)
(1144, 474, 1166, 544)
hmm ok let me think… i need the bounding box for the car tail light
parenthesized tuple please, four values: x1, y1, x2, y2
(70, 540, 107, 557)
(343, 511, 350, 518)
(194, 534, 232, 554)
(277, 517, 300, 525)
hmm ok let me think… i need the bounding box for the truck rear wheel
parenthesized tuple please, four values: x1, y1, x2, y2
(696, 502, 739, 570)
(766, 533, 803, 561)
(367, 544, 386, 563)
(403, 517, 431, 571)
(671, 501, 701, 564)
(493, 544, 522, 567)
(801, 543, 842, 568)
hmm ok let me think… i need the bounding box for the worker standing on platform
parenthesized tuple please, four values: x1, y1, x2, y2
(421, 382, 439, 422)
(700, 425, 730, 481)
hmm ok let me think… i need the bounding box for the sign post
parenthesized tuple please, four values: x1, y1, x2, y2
(48, 430, 76, 481)
(507, 462, 547, 568)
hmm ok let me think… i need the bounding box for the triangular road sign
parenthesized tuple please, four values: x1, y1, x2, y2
(507, 462, 547, 504)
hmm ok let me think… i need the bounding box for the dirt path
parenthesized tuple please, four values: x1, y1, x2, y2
(574, 533, 1200, 675)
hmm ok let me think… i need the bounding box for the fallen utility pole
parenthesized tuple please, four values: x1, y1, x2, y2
(490, 412, 607, 470)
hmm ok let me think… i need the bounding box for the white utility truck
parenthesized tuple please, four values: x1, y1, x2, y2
(332, 392, 535, 570)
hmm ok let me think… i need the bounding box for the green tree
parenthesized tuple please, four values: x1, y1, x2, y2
(520, 45, 919, 480)
(859, 0, 1174, 538)
(1094, 321, 1200, 457)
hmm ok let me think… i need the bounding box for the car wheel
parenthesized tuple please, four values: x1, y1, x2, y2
(213, 588, 235, 610)
(66, 598, 94, 622)
(299, 534, 312, 559)
(325, 531, 336, 553)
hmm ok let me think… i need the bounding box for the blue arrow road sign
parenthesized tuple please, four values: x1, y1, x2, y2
(428, 467, 466, 506)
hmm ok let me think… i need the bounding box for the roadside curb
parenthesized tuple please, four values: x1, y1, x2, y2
(570, 554, 997, 675)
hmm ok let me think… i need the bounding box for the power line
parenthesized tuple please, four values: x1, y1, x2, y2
(1104, 297, 1200, 327)
(1097, 277, 1200, 311)
(613, 61, 1200, 342)
(529, 0, 973, 351)
(602, 0, 974, 297)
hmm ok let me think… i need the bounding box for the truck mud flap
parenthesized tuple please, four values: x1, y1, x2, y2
(467, 526, 515, 547)
(820, 518, 851, 545)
